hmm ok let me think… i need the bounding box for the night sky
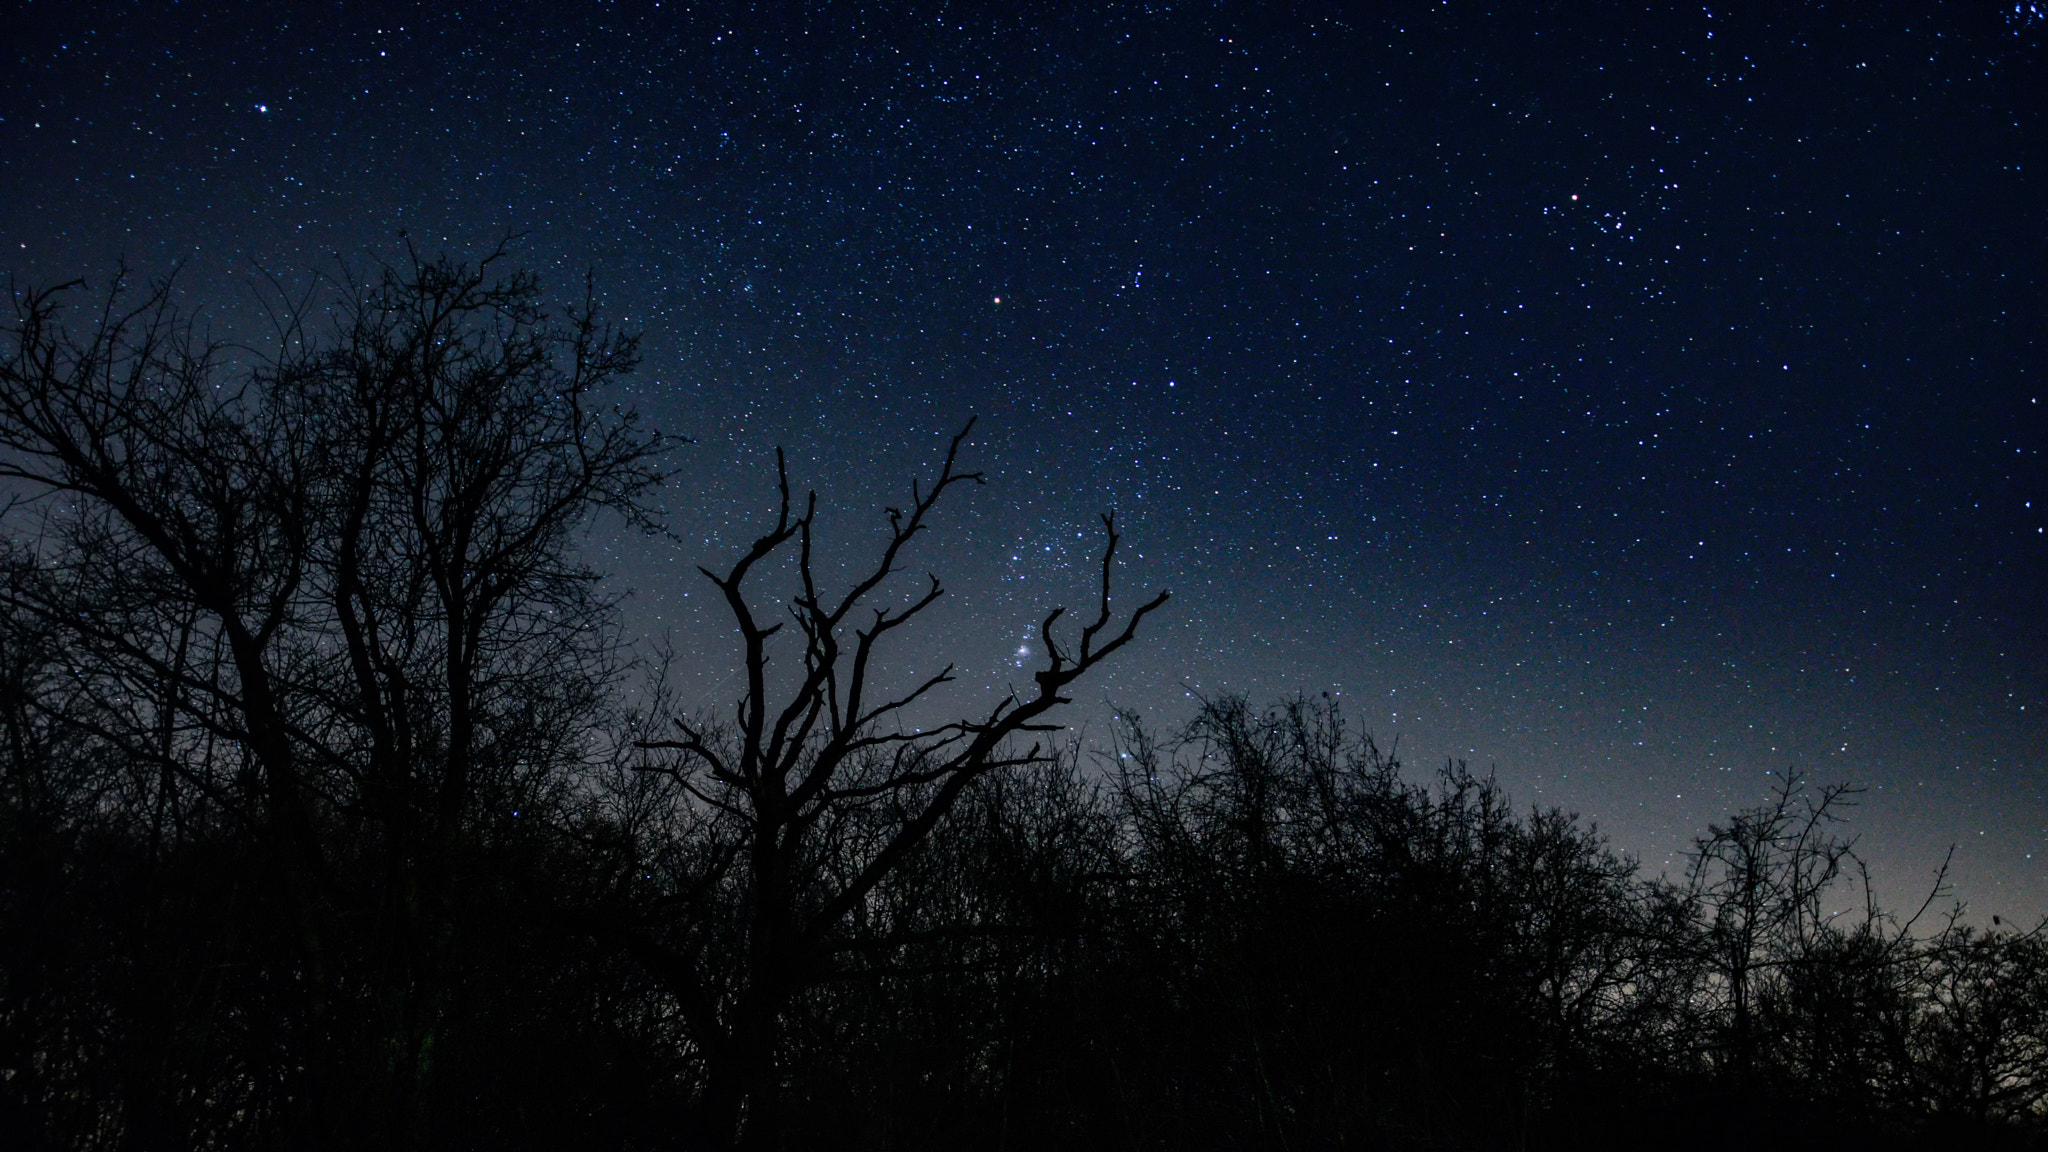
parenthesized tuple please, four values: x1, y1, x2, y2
(5, 1, 2043, 913)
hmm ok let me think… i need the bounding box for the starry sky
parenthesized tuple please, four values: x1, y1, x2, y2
(5, 1, 2043, 913)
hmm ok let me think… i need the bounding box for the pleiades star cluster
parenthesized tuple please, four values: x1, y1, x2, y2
(4, 0, 2041, 911)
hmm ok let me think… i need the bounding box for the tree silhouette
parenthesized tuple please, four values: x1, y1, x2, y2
(0, 248, 665, 1145)
(1677, 772, 1867, 1084)
(607, 422, 1167, 1147)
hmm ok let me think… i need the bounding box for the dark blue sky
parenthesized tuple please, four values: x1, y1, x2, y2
(5, 0, 2042, 911)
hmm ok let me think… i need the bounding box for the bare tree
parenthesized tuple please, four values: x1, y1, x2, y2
(1674, 771, 1868, 1083)
(0, 249, 666, 1144)
(620, 421, 1167, 1147)
(1909, 916, 2048, 1125)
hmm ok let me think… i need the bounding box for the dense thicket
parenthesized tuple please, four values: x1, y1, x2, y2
(1, 258, 2042, 1150)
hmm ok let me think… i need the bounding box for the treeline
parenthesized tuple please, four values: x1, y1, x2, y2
(1, 254, 2042, 1150)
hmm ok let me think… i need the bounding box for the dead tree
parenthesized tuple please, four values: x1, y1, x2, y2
(630, 421, 1167, 1148)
